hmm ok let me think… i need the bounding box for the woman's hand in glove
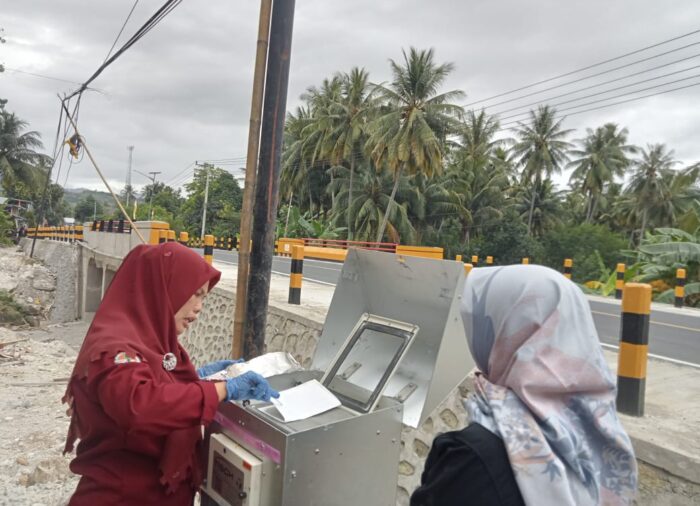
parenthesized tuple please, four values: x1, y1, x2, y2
(196, 358, 244, 378)
(224, 371, 280, 402)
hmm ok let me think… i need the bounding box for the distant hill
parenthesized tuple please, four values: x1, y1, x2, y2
(62, 188, 116, 208)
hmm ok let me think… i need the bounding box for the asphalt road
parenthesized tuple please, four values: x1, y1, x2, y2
(204, 249, 700, 367)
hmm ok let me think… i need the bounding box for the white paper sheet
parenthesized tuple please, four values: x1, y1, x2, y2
(270, 379, 341, 422)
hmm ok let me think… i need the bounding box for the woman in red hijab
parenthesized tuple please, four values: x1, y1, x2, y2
(63, 242, 278, 505)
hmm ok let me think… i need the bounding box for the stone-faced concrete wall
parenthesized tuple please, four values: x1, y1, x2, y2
(180, 287, 322, 370)
(19, 240, 80, 323)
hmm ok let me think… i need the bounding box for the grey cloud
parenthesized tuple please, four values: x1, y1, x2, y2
(2, 0, 700, 195)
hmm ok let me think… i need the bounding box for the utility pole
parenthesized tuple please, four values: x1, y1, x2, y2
(125, 146, 134, 207)
(148, 171, 160, 220)
(244, 0, 296, 359)
(135, 169, 161, 221)
(232, 0, 272, 359)
(199, 163, 210, 239)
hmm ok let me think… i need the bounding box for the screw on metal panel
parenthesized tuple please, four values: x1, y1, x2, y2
(290, 471, 297, 479)
(376, 430, 381, 435)
(314, 449, 320, 454)
(391, 439, 396, 444)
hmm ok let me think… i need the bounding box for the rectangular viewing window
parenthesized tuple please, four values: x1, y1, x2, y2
(322, 314, 418, 414)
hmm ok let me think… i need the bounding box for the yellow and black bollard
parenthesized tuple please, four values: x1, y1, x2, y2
(675, 268, 686, 308)
(522, 257, 529, 265)
(464, 263, 473, 275)
(563, 258, 573, 280)
(616, 283, 651, 417)
(486, 256, 493, 266)
(159, 229, 168, 244)
(471, 255, 479, 267)
(167, 230, 176, 243)
(288, 245, 304, 304)
(179, 232, 189, 247)
(615, 263, 625, 300)
(204, 235, 214, 265)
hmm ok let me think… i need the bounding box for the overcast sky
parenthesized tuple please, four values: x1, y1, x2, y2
(2, 0, 700, 194)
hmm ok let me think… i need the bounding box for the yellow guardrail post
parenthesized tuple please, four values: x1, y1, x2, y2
(288, 245, 304, 304)
(471, 255, 479, 267)
(179, 232, 189, 246)
(563, 258, 573, 280)
(167, 230, 176, 242)
(675, 268, 686, 308)
(464, 263, 473, 275)
(522, 257, 529, 265)
(615, 263, 625, 300)
(455, 254, 462, 262)
(617, 283, 651, 416)
(204, 235, 214, 265)
(486, 256, 493, 265)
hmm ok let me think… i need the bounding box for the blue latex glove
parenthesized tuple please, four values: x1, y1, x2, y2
(225, 371, 280, 402)
(196, 358, 244, 379)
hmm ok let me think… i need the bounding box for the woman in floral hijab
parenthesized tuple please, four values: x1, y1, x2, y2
(460, 264, 637, 505)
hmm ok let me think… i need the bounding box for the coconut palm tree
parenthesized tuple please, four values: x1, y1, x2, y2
(514, 178, 564, 237)
(568, 123, 636, 222)
(625, 143, 678, 244)
(509, 105, 572, 234)
(0, 110, 51, 200)
(317, 68, 375, 240)
(367, 47, 464, 242)
(327, 164, 414, 243)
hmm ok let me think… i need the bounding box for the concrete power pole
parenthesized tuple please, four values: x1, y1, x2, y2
(200, 165, 210, 239)
(126, 146, 134, 207)
(244, 0, 297, 358)
(147, 171, 161, 220)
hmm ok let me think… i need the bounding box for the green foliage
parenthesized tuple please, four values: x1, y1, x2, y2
(180, 165, 243, 237)
(0, 289, 28, 325)
(542, 223, 628, 282)
(469, 209, 543, 265)
(73, 195, 105, 223)
(0, 209, 14, 244)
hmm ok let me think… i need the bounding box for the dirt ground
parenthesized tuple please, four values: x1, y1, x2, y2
(0, 246, 88, 505)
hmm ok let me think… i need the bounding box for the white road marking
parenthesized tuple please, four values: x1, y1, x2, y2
(599, 342, 700, 369)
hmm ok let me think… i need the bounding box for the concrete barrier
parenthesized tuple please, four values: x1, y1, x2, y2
(396, 245, 444, 259)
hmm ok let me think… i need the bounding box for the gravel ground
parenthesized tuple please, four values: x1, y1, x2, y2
(0, 246, 82, 505)
(0, 333, 80, 505)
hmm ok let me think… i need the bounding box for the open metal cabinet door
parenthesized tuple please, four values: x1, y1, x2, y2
(321, 313, 419, 414)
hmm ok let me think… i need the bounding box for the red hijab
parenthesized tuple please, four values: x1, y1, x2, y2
(64, 242, 221, 491)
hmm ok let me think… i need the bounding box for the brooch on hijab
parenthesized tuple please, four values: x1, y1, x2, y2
(162, 352, 177, 371)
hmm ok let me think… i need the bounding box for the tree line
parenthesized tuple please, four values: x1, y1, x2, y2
(1, 47, 698, 303)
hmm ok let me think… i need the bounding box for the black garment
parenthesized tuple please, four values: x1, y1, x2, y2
(410, 422, 525, 506)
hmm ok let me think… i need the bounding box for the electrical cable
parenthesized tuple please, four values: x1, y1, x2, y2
(65, 0, 183, 100)
(3, 67, 83, 85)
(464, 27, 700, 107)
(497, 80, 700, 131)
(496, 72, 700, 123)
(490, 59, 700, 117)
(103, 0, 141, 63)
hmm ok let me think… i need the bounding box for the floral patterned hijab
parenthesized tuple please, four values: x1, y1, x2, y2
(460, 265, 637, 505)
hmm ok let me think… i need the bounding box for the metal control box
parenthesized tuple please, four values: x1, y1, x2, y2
(202, 249, 473, 506)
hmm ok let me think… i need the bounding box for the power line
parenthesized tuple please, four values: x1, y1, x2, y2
(103, 0, 141, 64)
(496, 72, 700, 123)
(490, 57, 700, 117)
(65, 0, 183, 100)
(465, 27, 700, 107)
(497, 80, 700, 131)
(3, 67, 83, 85)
